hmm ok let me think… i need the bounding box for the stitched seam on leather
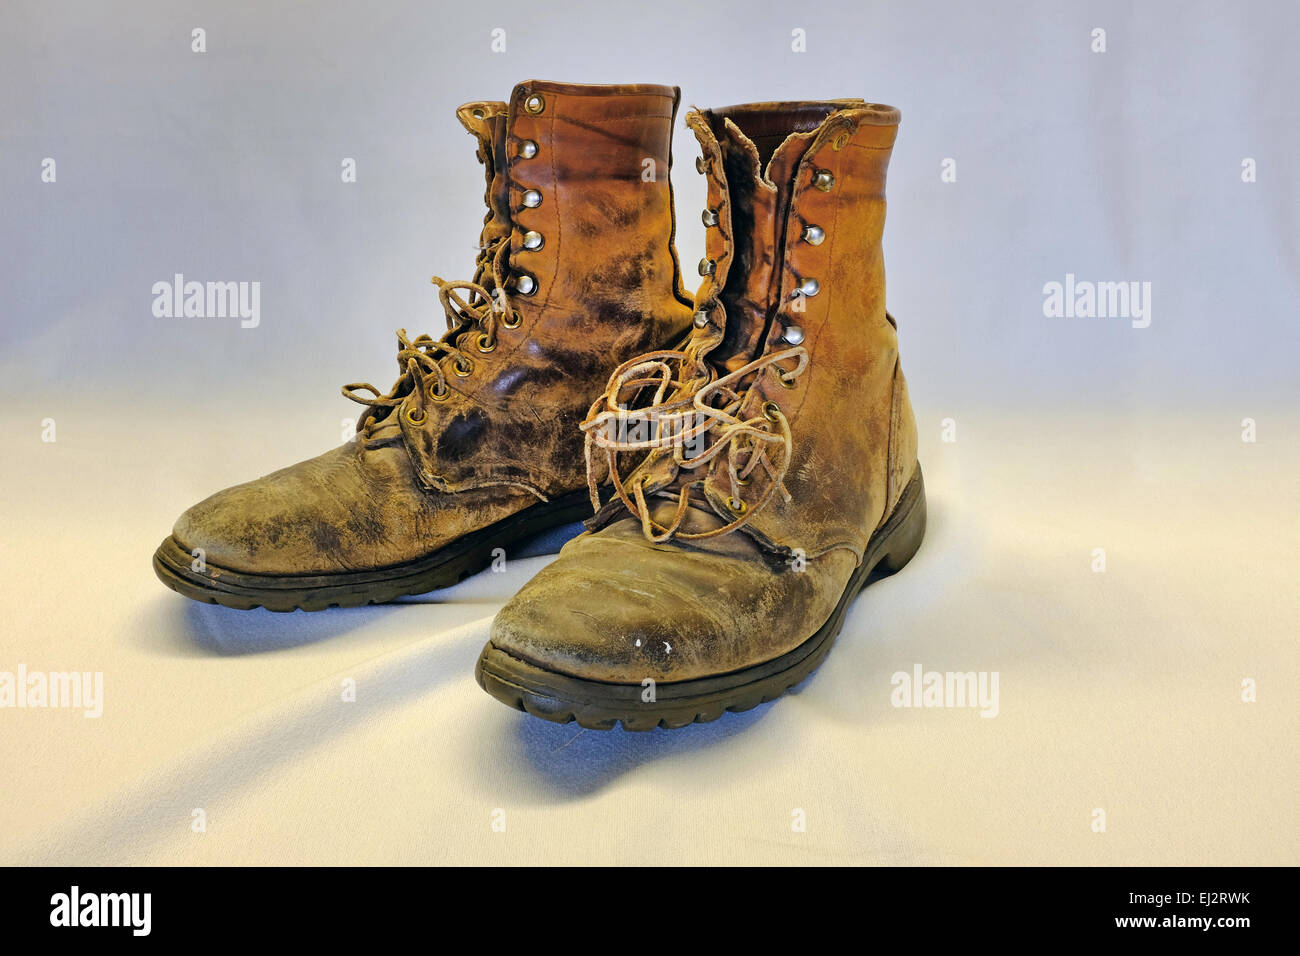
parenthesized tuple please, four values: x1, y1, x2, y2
(690, 114, 734, 292)
(468, 108, 562, 402)
(756, 139, 840, 484)
(879, 360, 902, 532)
(664, 90, 694, 310)
(419, 165, 572, 495)
(729, 132, 848, 557)
(781, 144, 840, 428)
(531, 88, 675, 100)
(552, 111, 674, 122)
(547, 106, 562, 304)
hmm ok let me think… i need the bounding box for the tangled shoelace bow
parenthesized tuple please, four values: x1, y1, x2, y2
(341, 236, 519, 435)
(580, 341, 810, 542)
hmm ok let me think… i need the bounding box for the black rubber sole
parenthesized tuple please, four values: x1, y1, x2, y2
(475, 466, 927, 731)
(152, 488, 592, 612)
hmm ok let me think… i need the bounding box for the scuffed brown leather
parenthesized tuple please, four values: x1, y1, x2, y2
(491, 505, 857, 683)
(491, 99, 920, 683)
(171, 81, 694, 576)
(399, 81, 694, 498)
(885, 360, 919, 525)
(697, 102, 908, 560)
(173, 442, 529, 576)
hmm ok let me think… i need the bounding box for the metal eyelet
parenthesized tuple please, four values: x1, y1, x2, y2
(521, 189, 542, 209)
(832, 131, 850, 150)
(812, 169, 835, 192)
(471, 108, 486, 119)
(777, 372, 799, 390)
(701, 207, 719, 227)
(524, 93, 545, 115)
(782, 324, 805, 345)
(503, 309, 523, 329)
(405, 406, 427, 425)
(762, 401, 782, 422)
(428, 382, 450, 402)
(698, 258, 716, 277)
(727, 496, 747, 514)
(518, 139, 538, 159)
(695, 156, 708, 174)
(802, 224, 825, 245)
(453, 358, 474, 378)
(521, 230, 544, 251)
(476, 333, 496, 354)
(692, 309, 710, 329)
(734, 473, 751, 486)
(515, 274, 537, 296)
(797, 278, 821, 298)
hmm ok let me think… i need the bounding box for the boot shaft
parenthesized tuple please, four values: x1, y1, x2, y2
(582, 100, 918, 560)
(686, 100, 917, 558)
(503, 81, 693, 326)
(392, 81, 695, 499)
(689, 100, 898, 369)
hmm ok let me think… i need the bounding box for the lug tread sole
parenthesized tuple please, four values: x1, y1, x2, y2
(152, 488, 592, 612)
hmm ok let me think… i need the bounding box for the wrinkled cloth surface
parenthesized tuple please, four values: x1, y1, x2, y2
(1, 402, 1295, 865)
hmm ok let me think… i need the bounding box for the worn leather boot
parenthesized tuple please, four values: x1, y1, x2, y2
(479, 100, 925, 729)
(153, 80, 695, 610)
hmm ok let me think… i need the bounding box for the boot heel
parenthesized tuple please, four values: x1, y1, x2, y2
(875, 467, 927, 575)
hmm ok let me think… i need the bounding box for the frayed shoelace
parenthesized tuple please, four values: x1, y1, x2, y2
(580, 338, 809, 542)
(342, 236, 522, 436)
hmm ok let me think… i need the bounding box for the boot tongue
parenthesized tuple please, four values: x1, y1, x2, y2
(707, 117, 822, 376)
(646, 495, 726, 534)
(455, 102, 513, 252)
(615, 114, 827, 527)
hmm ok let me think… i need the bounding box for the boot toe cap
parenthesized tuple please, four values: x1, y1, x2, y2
(171, 481, 337, 576)
(169, 444, 393, 576)
(489, 523, 843, 684)
(490, 566, 709, 684)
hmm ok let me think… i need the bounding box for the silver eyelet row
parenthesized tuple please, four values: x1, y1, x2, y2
(701, 152, 721, 278)
(780, 164, 836, 351)
(796, 277, 820, 297)
(514, 129, 543, 297)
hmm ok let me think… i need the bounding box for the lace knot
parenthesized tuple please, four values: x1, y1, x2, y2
(580, 343, 809, 541)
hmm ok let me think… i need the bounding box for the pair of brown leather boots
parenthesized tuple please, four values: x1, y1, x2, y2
(153, 80, 926, 731)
